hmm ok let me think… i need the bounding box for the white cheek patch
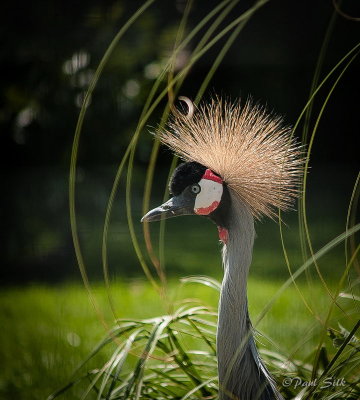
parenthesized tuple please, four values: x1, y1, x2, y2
(194, 178, 223, 215)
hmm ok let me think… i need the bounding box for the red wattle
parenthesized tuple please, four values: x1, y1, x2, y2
(217, 226, 228, 244)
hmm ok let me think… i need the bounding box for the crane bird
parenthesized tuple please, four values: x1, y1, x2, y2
(142, 97, 303, 400)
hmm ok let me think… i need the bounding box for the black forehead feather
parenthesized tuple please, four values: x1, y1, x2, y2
(170, 162, 207, 195)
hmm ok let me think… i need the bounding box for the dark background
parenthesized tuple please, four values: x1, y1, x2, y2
(1, 0, 359, 284)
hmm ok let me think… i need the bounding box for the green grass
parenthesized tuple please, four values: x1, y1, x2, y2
(0, 278, 357, 400)
(2, 1, 358, 399)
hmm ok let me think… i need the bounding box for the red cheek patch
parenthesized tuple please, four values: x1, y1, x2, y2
(194, 200, 220, 215)
(202, 169, 223, 183)
(194, 171, 223, 216)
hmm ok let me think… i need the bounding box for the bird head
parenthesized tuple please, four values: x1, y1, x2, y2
(142, 97, 304, 237)
(141, 161, 230, 233)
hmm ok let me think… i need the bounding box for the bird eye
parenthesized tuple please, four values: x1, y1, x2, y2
(191, 184, 201, 194)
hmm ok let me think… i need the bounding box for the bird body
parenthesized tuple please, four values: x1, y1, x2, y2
(142, 97, 302, 400)
(217, 192, 281, 399)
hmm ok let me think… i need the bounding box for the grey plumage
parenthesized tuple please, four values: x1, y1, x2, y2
(217, 191, 283, 400)
(143, 97, 303, 400)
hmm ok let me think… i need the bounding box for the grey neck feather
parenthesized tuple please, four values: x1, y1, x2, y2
(217, 192, 283, 400)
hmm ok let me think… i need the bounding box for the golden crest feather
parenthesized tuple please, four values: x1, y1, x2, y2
(158, 97, 304, 219)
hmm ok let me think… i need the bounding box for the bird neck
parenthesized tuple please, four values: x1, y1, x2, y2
(217, 192, 281, 400)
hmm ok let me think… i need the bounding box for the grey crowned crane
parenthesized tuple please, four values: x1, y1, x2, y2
(142, 97, 303, 400)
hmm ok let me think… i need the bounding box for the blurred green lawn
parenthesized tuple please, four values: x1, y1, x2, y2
(0, 277, 355, 400)
(1, 166, 355, 399)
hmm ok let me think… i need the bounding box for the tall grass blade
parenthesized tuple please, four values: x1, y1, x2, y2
(69, 0, 157, 323)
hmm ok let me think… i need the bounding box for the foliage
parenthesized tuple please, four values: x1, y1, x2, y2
(50, 303, 219, 400)
(44, 278, 360, 400)
(65, 0, 360, 399)
(1, 279, 358, 399)
(1, 1, 359, 399)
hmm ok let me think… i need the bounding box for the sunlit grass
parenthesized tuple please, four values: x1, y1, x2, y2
(1, 278, 357, 400)
(47, 0, 360, 399)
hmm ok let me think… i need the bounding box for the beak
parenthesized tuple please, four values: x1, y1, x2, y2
(141, 195, 193, 222)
